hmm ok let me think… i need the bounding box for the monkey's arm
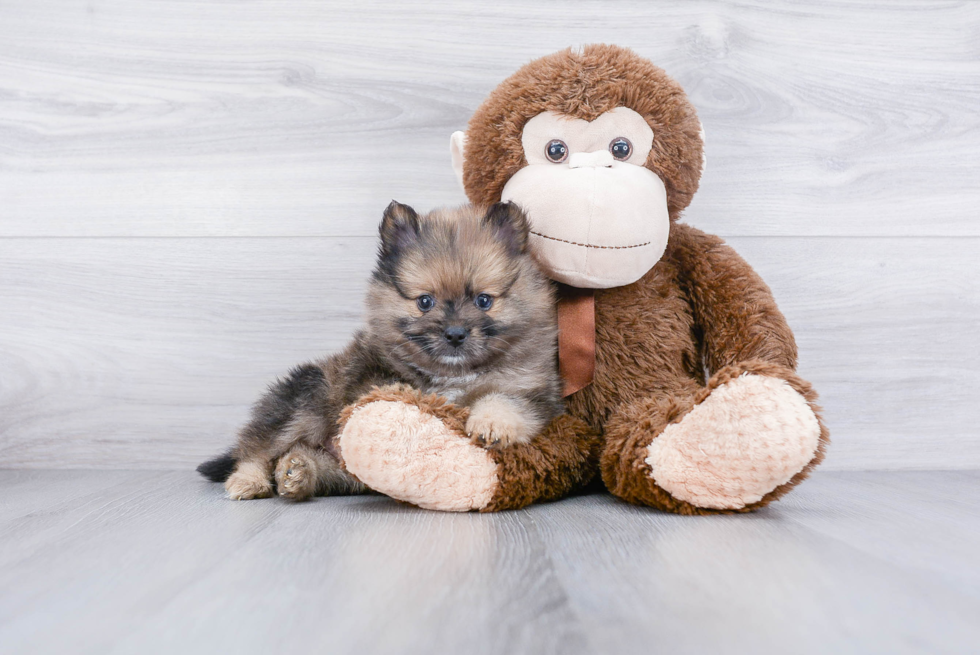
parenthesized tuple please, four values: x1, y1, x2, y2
(598, 223, 828, 513)
(672, 223, 798, 374)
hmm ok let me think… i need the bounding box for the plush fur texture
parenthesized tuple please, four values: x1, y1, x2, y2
(338, 44, 829, 514)
(198, 202, 563, 501)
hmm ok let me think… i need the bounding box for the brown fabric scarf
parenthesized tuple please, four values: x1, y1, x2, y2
(556, 284, 595, 397)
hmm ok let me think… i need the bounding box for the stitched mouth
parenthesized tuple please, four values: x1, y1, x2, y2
(530, 231, 651, 250)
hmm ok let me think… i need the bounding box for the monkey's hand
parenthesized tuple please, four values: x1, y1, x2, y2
(465, 393, 535, 449)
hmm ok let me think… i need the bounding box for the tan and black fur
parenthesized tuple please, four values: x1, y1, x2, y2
(197, 201, 563, 500)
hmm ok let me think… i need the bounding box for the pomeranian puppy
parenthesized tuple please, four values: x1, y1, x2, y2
(197, 201, 563, 501)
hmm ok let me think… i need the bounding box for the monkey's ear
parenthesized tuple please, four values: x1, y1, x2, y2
(450, 131, 467, 192)
(380, 200, 422, 256)
(483, 201, 530, 255)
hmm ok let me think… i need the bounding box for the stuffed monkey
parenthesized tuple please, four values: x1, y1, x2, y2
(338, 45, 828, 514)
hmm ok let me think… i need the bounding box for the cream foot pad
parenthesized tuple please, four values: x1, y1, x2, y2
(339, 400, 498, 512)
(645, 374, 821, 510)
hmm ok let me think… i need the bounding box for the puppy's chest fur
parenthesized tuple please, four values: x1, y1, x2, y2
(423, 371, 481, 403)
(402, 362, 504, 405)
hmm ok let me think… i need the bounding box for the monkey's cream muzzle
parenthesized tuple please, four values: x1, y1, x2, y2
(500, 159, 669, 289)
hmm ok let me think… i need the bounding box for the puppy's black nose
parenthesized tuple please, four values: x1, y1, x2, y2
(443, 326, 469, 347)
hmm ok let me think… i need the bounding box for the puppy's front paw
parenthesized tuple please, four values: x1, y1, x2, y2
(275, 451, 318, 501)
(465, 395, 532, 449)
(225, 461, 273, 500)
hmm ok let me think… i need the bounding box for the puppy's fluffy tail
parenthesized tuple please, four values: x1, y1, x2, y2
(197, 450, 237, 483)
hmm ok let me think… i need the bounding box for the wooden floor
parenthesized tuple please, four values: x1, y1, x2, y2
(1, 470, 977, 654)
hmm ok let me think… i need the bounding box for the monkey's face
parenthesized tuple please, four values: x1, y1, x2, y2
(453, 108, 673, 289)
(500, 108, 670, 288)
(451, 45, 706, 290)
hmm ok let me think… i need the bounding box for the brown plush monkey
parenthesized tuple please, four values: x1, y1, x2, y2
(338, 45, 829, 514)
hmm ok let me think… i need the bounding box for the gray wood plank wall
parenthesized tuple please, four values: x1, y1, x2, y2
(1, 0, 978, 470)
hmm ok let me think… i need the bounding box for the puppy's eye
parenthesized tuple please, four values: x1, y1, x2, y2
(609, 137, 632, 160)
(475, 294, 494, 311)
(416, 295, 435, 312)
(545, 139, 568, 163)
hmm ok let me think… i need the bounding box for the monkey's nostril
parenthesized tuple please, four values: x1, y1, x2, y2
(443, 326, 468, 346)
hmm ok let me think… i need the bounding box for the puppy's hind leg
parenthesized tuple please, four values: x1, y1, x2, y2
(275, 443, 366, 501)
(225, 459, 274, 500)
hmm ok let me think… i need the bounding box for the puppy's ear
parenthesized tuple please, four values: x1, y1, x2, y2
(379, 200, 422, 257)
(483, 201, 530, 255)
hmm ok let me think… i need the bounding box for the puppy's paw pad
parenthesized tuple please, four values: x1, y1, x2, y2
(225, 470, 273, 500)
(275, 453, 317, 501)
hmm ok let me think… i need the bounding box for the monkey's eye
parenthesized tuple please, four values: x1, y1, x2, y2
(416, 295, 435, 312)
(545, 139, 568, 163)
(475, 293, 494, 311)
(609, 137, 633, 160)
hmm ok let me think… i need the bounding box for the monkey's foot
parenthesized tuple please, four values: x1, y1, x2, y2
(603, 361, 829, 513)
(338, 386, 498, 512)
(338, 385, 601, 512)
